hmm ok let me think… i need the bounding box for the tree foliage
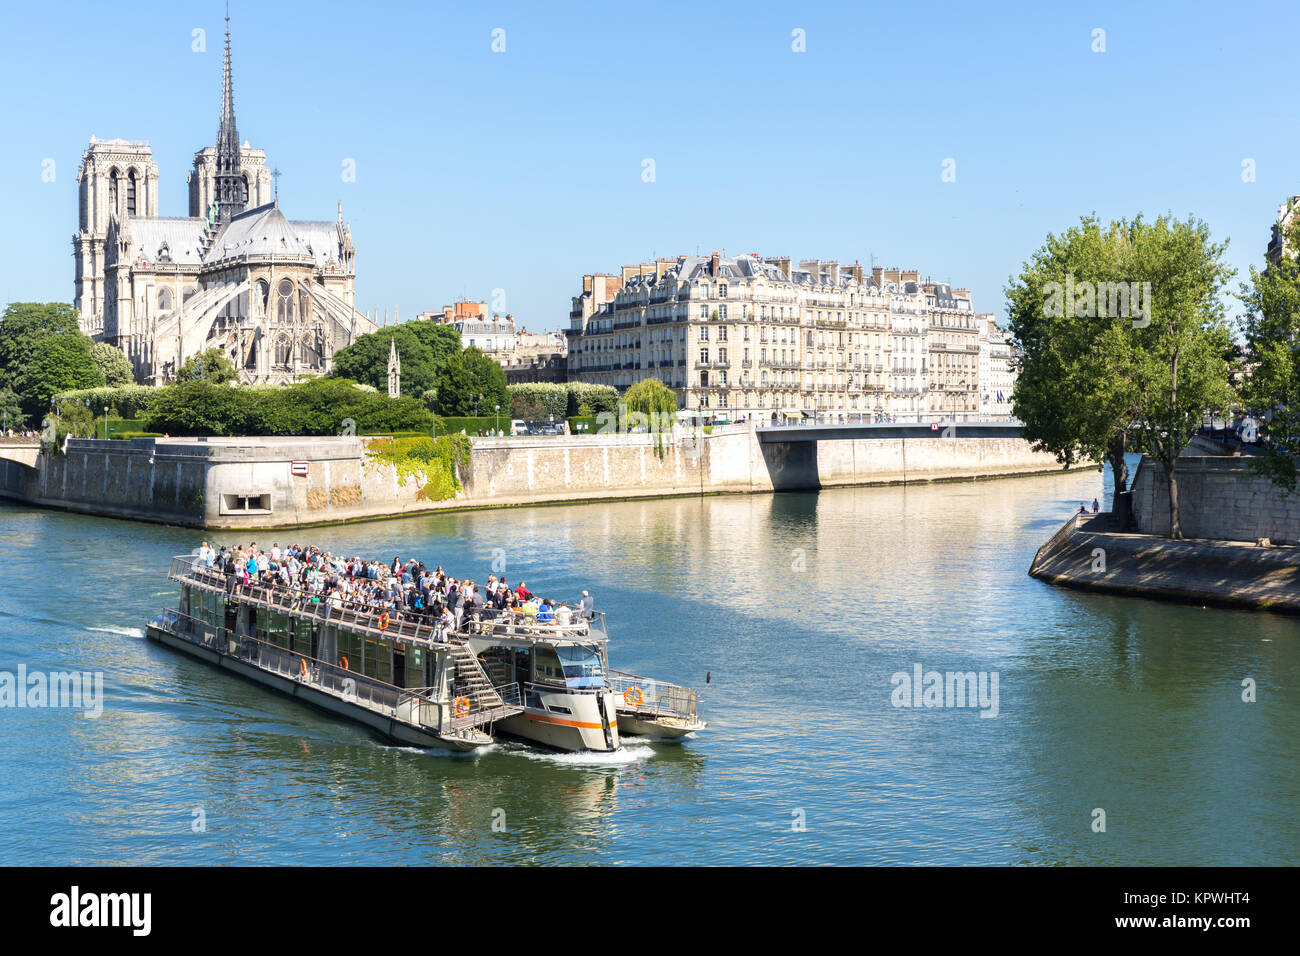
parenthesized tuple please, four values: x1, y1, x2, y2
(1239, 207, 1300, 491)
(436, 346, 508, 416)
(91, 342, 135, 387)
(1008, 213, 1235, 537)
(331, 323, 459, 398)
(176, 347, 238, 384)
(143, 377, 434, 436)
(23, 334, 104, 418)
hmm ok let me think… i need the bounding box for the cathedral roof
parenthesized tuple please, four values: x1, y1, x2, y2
(127, 217, 206, 264)
(210, 202, 313, 261)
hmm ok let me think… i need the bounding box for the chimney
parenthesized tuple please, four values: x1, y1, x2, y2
(773, 257, 792, 278)
(849, 262, 864, 283)
(872, 265, 884, 287)
(710, 251, 720, 276)
(902, 269, 920, 284)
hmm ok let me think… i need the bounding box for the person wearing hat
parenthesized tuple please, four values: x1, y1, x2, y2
(580, 590, 594, 620)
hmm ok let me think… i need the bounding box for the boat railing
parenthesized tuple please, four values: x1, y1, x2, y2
(154, 607, 522, 733)
(169, 555, 608, 647)
(156, 608, 409, 715)
(607, 669, 699, 719)
(169, 556, 447, 646)
(465, 608, 609, 643)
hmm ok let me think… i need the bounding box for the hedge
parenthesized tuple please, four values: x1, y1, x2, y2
(54, 384, 160, 419)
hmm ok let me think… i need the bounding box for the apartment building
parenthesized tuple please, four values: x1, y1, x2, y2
(566, 252, 982, 421)
(978, 314, 1017, 419)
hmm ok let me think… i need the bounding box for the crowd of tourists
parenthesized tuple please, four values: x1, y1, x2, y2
(191, 542, 594, 641)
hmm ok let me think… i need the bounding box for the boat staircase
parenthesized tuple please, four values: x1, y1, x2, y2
(447, 642, 521, 730)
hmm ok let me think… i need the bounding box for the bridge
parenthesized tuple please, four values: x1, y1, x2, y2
(0, 437, 39, 468)
(754, 420, 1026, 443)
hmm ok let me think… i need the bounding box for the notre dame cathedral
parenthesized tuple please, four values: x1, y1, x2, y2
(71, 17, 376, 385)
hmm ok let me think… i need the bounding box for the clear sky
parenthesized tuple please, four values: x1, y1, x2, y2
(2, 0, 1297, 329)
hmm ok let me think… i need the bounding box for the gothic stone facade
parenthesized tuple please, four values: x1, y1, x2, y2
(72, 22, 374, 385)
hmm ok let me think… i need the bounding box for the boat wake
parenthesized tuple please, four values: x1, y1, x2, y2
(516, 743, 656, 766)
(87, 625, 145, 638)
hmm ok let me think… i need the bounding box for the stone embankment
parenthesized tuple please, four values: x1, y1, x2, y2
(1029, 513, 1300, 613)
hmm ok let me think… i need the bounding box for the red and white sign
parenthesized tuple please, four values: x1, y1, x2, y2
(930, 422, 940, 431)
(290, 461, 310, 477)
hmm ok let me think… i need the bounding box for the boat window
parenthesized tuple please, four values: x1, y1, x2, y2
(364, 634, 392, 685)
(555, 644, 605, 689)
(337, 630, 363, 670)
(533, 645, 566, 685)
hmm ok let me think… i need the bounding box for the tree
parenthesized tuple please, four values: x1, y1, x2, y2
(623, 378, 679, 454)
(1239, 208, 1300, 490)
(0, 387, 25, 432)
(1006, 216, 1138, 502)
(405, 321, 462, 371)
(331, 326, 439, 397)
(1121, 215, 1235, 539)
(1008, 214, 1234, 536)
(22, 334, 104, 419)
(0, 302, 81, 394)
(176, 348, 238, 384)
(91, 342, 135, 386)
(436, 346, 508, 416)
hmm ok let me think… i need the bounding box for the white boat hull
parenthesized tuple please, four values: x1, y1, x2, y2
(146, 624, 488, 751)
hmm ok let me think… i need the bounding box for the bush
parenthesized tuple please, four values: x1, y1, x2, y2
(54, 384, 160, 419)
(141, 378, 435, 436)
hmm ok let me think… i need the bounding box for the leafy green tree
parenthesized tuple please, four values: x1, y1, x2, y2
(176, 347, 238, 384)
(1240, 208, 1300, 491)
(1007, 215, 1137, 502)
(1008, 213, 1234, 536)
(436, 346, 508, 416)
(332, 326, 440, 397)
(91, 342, 135, 386)
(143, 380, 249, 435)
(1121, 215, 1235, 538)
(622, 378, 679, 454)
(0, 302, 81, 394)
(22, 334, 104, 418)
(405, 321, 462, 371)
(0, 387, 25, 431)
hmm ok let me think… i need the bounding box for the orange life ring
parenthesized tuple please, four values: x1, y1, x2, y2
(299, 658, 308, 679)
(453, 696, 470, 718)
(340, 655, 350, 670)
(378, 612, 389, 631)
(623, 686, 644, 707)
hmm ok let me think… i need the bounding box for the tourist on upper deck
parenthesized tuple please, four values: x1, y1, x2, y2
(580, 591, 594, 620)
(536, 599, 555, 624)
(555, 602, 573, 626)
(1092, 498, 1100, 513)
(516, 581, 532, 602)
(1078, 503, 1087, 515)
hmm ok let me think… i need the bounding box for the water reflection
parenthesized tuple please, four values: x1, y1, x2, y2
(1, 460, 1297, 865)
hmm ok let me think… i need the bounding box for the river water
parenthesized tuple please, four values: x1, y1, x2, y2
(1, 465, 1297, 865)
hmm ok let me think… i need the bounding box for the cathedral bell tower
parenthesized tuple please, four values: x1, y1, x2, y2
(213, 16, 246, 223)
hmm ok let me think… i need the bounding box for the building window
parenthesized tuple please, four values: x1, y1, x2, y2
(277, 278, 295, 322)
(127, 170, 137, 217)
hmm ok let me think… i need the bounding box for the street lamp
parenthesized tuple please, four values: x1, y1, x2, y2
(494, 403, 500, 435)
(103, 405, 109, 440)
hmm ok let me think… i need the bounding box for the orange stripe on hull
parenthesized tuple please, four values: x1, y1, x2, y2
(524, 712, 604, 730)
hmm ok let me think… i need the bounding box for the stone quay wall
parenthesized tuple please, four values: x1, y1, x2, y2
(1131, 453, 1300, 544)
(0, 425, 1073, 529)
(1029, 512, 1300, 613)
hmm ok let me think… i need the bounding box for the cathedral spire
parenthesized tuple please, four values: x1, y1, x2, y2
(213, 12, 245, 223)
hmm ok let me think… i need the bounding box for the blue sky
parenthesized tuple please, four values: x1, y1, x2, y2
(1, 0, 1297, 328)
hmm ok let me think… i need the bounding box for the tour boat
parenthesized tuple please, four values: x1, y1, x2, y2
(146, 554, 705, 753)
